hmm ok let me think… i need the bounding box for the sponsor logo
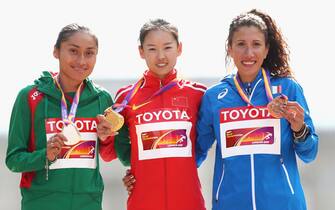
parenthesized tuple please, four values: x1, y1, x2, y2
(30, 90, 42, 100)
(220, 106, 272, 122)
(46, 118, 97, 133)
(218, 88, 228, 99)
(132, 101, 152, 110)
(136, 110, 190, 124)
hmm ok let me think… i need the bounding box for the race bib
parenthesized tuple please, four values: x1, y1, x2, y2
(136, 121, 192, 160)
(220, 106, 281, 158)
(45, 118, 98, 169)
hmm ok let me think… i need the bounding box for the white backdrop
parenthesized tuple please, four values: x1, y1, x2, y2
(1, 0, 334, 133)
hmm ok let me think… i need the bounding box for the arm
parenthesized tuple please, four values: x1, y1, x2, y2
(99, 135, 117, 162)
(114, 124, 131, 166)
(277, 81, 318, 163)
(97, 115, 130, 165)
(196, 92, 216, 167)
(97, 92, 118, 162)
(6, 88, 46, 172)
(291, 83, 318, 163)
(97, 89, 131, 166)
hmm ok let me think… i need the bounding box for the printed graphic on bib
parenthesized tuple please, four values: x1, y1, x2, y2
(46, 118, 98, 169)
(141, 129, 188, 150)
(136, 121, 192, 160)
(226, 127, 274, 148)
(220, 106, 280, 158)
(59, 140, 96, 159)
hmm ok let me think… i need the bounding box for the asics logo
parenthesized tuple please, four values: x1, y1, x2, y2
(218, 88, 228, 99)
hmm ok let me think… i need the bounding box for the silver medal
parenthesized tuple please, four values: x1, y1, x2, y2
(62, 123, 81, 145)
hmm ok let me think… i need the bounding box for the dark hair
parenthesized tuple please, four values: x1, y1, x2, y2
(55, 23, 98, 49)
(226, 9, 292, 77)
(139, 19, 179, 47)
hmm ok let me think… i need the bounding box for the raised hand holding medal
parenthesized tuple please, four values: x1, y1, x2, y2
(267, 94, 288, 118)
(104, 107, 124, 132)
(96, 109, 124, 141)
(54, 77, 83, 145)
(97, 78, 145, 139)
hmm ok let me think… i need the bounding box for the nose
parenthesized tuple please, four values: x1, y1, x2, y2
(244, 47, 254, 58)
(157, 50, 165, 60)
(77, 53, 86, 66)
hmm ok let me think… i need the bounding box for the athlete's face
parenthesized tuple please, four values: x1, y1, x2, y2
(53, 32, 98, 90)
(139, 30, 182, 79)
(228, 26, 269, 83)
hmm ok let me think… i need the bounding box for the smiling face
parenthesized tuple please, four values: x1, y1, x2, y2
(53, 31, 98, 91)
(139, 30, 182, 79)
(228, 26, 269, 83)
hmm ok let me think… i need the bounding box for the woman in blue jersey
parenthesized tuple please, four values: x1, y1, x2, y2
(196, 9, 318, 210)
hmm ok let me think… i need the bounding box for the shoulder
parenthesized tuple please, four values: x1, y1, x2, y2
(115, 84, 134, 102)
(272, 76, 306, 100)
(12, 85, 38, 110)
(19, 85, 39, 100)
(272, 76, 303, 91)
(205, 80, 230, 95)
(179, 79, 207, 93)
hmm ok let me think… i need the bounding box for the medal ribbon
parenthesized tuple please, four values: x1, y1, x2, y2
(233, 68, 273, 106)
(113, 78, 144, 112)
(113, 78, 178, 112)
(54, 77, 84, 125)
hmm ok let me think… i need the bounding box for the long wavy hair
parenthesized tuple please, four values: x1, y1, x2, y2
(225, 9, 292, 77)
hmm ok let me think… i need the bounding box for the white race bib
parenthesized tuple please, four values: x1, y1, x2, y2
(219, 106, 281, 158)
(46, 118, 98, 169)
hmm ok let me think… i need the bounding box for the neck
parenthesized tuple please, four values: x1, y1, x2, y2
(57, 74, 83, 92)
(237, 71, 260, 83)
(149, 69, 175, 80)
(239, 76, 255, 83)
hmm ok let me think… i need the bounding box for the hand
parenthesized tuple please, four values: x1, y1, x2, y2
(96, 115, 118, 141)
(280, 101, 305, 132)
(267, 95, 288, 118)
(122, 169, 135, 195)
(46, 133, 66, 161)
(268, 95, 305, 132)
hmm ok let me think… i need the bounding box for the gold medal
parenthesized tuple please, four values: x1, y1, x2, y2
(62, 123, 81, 145)
(104, 107, 124, 132)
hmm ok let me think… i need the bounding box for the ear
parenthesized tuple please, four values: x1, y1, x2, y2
(177, 42, 182, 56)
(53, 46, 59, 59)
(138, 45, 145, 59)
(227, 45, 233, 57)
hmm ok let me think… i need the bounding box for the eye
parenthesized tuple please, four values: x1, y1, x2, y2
(236, 42, 245, 47)
(253, 41, 263, 47)
(85, 50, 96, 57)
(69, 48, 78, 54)
(148, 48, 156, 51)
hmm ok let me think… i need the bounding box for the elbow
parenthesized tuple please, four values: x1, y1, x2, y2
(301, 149, 318, 164)
(5, 156, 19, 173)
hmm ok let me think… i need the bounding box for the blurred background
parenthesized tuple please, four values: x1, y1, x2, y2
(1, 0, 334, 209)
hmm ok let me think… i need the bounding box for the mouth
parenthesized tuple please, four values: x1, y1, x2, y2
(72, 66, 88, 72)
(156, 62, 168, 68)
(241, 61, 256, 67)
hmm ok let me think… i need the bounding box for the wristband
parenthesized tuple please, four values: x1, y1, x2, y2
(293, 123, 310, 142)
